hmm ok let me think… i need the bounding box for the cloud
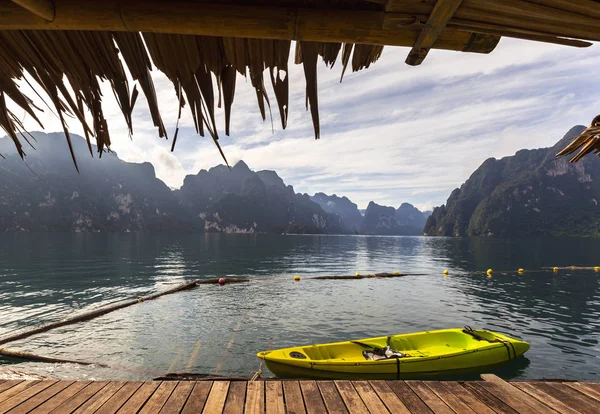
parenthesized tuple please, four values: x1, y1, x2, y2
(11, 38, 600, 210)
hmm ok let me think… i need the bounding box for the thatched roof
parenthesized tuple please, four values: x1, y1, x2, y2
(0, 0, 599, 167)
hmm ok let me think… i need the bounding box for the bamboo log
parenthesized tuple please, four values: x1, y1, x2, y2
(406, 0, 464, 66)
(385, 13, 592, 48)
(0, 0, 498, 52)
(449, 21, 592, 48)
(9, 0, 54, 21)
(309, 272, 424, 280)
(526, 0, 600, 19)
(385, 0, 600, 41)
(455, 0, 600, 41)
(387, 0, 600, 20)
(0, 277, 249, 346)
(0, 347, 109, 367)
(463, 0, 600, 27)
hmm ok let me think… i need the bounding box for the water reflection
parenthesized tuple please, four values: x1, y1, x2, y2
(1, 234, 599, 380)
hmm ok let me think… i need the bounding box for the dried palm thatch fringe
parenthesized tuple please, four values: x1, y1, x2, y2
(556, 115, 600, 162)
(0, 30, 382, 167)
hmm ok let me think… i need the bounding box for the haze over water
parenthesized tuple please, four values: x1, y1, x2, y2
(0, 233, 598, 381)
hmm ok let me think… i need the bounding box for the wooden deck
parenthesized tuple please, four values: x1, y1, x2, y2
(0, 375, 598, 413)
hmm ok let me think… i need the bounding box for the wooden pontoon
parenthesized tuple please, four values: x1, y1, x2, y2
(0, 1, 599, 165)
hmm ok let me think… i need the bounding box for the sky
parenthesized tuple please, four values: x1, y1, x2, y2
(12, 37, 600, 211)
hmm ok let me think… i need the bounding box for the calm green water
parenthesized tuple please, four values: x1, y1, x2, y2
(0, 234, 598, 381)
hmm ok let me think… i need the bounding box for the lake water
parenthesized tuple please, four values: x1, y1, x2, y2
(0, 233, 599, 381)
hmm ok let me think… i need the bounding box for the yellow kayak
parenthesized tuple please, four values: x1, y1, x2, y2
(257, 327, 529, 380)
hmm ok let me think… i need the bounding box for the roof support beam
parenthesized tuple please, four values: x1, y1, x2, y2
(10, 0, 54, 21)
(0, 0, 499, 54)
(406, 0, 463, 66)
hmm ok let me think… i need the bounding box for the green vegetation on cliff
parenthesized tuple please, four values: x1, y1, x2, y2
(425, 126, 600, 237)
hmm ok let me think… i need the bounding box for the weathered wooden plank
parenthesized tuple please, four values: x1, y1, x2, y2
(244, 381, 265, 414)
(566, 382, 600, 402)
(386, 381, 433, 414)
(30, 381, 91, 414)
(158, 381, 195, 414)
(282, 381, 306, 414)
(352, 381, 389, 413)
(266, 381, 285, 414)
(117, 382, 161, 414)
(369, 381, 410, 414)
(463, 382, 518, 414)
(0, 380, 38, 403)
(50, 381, 110, 413)
(95, 381, 143, 414)
(72, 381, 127, 414)
(0, 382, 22, 396)
(202, 381, 230, 414)
(334, 381, 368, 414)
(181, 382, 213, 414)
(480, 374, 554, 413)
(532, 382, 599, 414)
(439, 382, 495, 414)
(6, 380, 73, 413)
(423, 382, 476, 413)
(406, 381, 454, 414)
(223, 381, 247, 414)
(406, 0, 464, 65)
(138, 381, 178, 414)
(300, 381, 327, 414)
(316, 381, 348, 414)
(513, 382, 579, 414)
(0, 380, 57, 413)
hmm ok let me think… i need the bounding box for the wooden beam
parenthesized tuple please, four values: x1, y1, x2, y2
(456, 0, 600, 41)
(526, 0, 600, 19)
(385, 13, 593, 48)
(406, 0, 464, 66)
(0, 0, 499, 54)
(448, 20, 593, 48)
(10, 0, 54, 21)
(386, 0, 600, 42)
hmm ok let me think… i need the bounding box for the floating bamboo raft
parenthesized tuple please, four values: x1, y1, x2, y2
(0, 272, 414, 353)
(0, 374, 599, 413)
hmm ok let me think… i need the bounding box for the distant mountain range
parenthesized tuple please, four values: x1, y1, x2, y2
(0, 132, 196, 232)
(425, 125, 600, 237)
(7, 127, 593, 237)
(0, 132, 428, 234)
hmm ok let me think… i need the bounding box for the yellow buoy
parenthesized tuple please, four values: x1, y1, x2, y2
(486, 269, 493, 275)
(518, 268, 524, 274)
(594, 266, 600, 272)
(294, 275, 300, 281)
(393, 271, 400, 275)
(443, 270, 449, 275)
(355, 272, 360, 277)
(553, 267, 559, 272)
